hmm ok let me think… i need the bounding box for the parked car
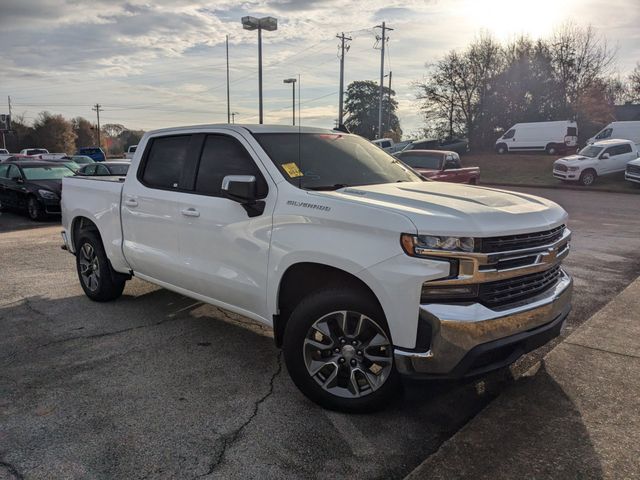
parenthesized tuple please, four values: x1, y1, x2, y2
(76, 161, 130, 176)
(553, 139, 639, 186)
(61, 124, 573, 412)
(20, 148, 49, 156)
(587, 121, 640, 146)
(0, 149, 8, 155)
(624, 157, 640, 185)
(402, 137, 469, 155)
(125, 145, 138, 160)
(395, 150, 480, 184)
(0, 160, 74, 220)
(495, 121, 578, 155)
(77, 147, 106, 162)
(1, 154, 38, 163)
(0, 150, 15, 162)
(39, 153, 68, 160)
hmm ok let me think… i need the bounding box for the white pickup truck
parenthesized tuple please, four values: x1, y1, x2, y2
(61, 124, 573, 412)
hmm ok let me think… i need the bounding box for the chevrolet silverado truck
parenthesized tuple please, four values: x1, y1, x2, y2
(394, 149, 480, 184)
(61, 125, 573, 412)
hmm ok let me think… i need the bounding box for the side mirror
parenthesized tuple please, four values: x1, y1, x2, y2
(444, 161, 457, 170)
(11, 176, 23, 183)
(222, 175, 257, 202)
(222, 175, 265, 218)
(601, 153, 610, 160)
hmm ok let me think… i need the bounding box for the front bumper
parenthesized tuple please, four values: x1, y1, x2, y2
(394, 269, 572, 378)
(41, 197, 61, 214)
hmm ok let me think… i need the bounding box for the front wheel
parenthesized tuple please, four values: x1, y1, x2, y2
(545, 144, 558, 155)
(75, 231, 126, 301)
(283, 288, 401, 412)
(27, 196, 45, 221)
(579, 169, 596, 186)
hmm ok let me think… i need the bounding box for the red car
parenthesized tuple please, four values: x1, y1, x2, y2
(395, 150, 480, 184)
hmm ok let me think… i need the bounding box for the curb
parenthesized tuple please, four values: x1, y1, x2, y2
(481, 181, 638, 194)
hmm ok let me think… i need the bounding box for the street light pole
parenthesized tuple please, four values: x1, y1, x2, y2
(242, 16, 278, 125)
(283, 78, 296, 125)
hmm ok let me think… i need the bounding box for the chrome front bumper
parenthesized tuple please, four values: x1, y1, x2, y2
(394, 269, 573, 377)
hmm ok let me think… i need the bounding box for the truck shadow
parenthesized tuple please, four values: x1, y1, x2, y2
(0, 289, 603, 480)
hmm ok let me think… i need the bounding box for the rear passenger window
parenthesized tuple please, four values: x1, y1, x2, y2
(195, 135, 267, 198)
(141, 135, 191, 189)
(617, 144, 632, 155)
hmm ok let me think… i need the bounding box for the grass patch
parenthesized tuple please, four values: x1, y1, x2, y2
(465, 152, 640, 193)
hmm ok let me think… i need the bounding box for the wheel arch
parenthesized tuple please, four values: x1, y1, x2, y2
(273, 262, 383, 348)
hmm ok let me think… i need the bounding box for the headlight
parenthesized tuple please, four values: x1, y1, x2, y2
(401, 233, 474, 256)
(38, 189, 58, 199)
(567, 166, 580, 171)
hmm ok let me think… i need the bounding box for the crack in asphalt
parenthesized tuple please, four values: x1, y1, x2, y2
(0, 458, 24, 480)
(196, 351, 283, 479)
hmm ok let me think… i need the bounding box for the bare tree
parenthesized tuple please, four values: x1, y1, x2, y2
(629, 63, 640, 102)
(549, 23, 617, 112)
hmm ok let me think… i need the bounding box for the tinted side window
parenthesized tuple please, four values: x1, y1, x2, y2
(141, 135, 191, 189)
(8, 165, 21, 179)
(567, 127, 577, 136)
(0, 164, 8, 178)
(83, 165, 96, 175)
(195, 135, 267, 198)
(503, 129, 515, 139)
(617, 144, 632, 155)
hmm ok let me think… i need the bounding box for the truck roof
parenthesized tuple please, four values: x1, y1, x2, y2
(145, 124, 336, 136)
(592, 138, 635, 146)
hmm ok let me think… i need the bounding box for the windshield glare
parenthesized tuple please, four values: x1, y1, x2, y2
(578, 146, 604, 158)
(254, 133, 421, 189)
(22, 166, 74, 180)
(399, 153, 442, 170)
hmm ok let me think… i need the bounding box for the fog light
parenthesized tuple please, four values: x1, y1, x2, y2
(421, 283, 479, 301)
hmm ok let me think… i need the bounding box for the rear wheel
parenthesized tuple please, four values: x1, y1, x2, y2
(579, 169, 596, 186)
(283, 288, 401, 413)
(27, 196, 45, 221)
(75, 231, 126, 301)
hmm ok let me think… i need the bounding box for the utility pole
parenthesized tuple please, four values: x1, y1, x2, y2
(336, 32, 351, 126)
(375, 22, 392, 139)
(226, 35, 231, 123)
(387, 71, 392, 133)
(92, 104, 102, 148)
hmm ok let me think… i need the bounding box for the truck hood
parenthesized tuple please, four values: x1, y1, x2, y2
(555, 154, 594, 166)
(317, 182, 567, 237)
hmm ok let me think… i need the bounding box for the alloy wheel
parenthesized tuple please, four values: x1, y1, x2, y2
(303, 310, 393, 399)
(28, 198, 40, 219)
(78, 243, 100, 292)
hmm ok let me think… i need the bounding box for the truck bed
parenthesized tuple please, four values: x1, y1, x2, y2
(61, 175, 129, 272)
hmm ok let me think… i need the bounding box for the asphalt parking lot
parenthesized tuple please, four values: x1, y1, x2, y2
(1, 187, 639, 480)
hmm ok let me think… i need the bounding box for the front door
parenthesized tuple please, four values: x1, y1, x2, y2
(176, 131, 275, 318)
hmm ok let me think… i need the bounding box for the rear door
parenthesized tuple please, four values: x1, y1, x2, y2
(598, 145, 627, 174)
(0, 164, 11, 206)
(175, 131, 276, 317)
(611, 144, 635, 171)
(120, 134, 196, 283)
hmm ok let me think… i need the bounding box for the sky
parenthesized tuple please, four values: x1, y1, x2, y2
(1, 0, 639, 137)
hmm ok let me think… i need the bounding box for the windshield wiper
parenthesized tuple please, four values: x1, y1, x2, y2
(305, 184, 349, 191)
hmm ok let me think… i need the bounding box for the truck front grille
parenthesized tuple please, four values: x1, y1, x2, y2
(627, 164, 640, 176)
(554, 164, 568, 172)
(477, 225, 565, 253)
(478, 265, 562, 308)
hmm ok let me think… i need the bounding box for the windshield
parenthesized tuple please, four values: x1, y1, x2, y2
(72, 156, 94, 164)
(578, 145, 604, 158)
(22, 166, 74, 180)
(254, 133, 421, 190)
(399, 153, 442, 169)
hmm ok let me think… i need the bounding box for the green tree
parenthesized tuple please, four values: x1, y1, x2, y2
(72, 117, 95, 149)
(32, 112, 76, 154)
(344, 80, 401, 140)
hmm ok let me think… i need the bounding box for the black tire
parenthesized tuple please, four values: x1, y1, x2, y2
(75, 230, 126, 301)
(27, 196, 45, 221)
(495, 143, 508, 154)
(468, 178, 477, 185)
(545, 144, 558, 155)
(283, 288, 402, 413)
(579, 169, 596, 186)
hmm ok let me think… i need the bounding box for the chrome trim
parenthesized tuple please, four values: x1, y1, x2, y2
(395, 269, 573, 375)
(421, 228, 571, 285)
(221, 175, 256, 190)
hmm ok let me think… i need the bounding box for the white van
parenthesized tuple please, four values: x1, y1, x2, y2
(588, 121, 640, 146)
(495, 121, 578, 155)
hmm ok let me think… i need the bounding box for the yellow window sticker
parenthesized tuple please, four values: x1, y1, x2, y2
(282, 162, 303, 178)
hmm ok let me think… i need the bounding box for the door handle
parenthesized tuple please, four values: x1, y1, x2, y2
(181, 207, 200, 217)
(124, 198, 138, 207)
